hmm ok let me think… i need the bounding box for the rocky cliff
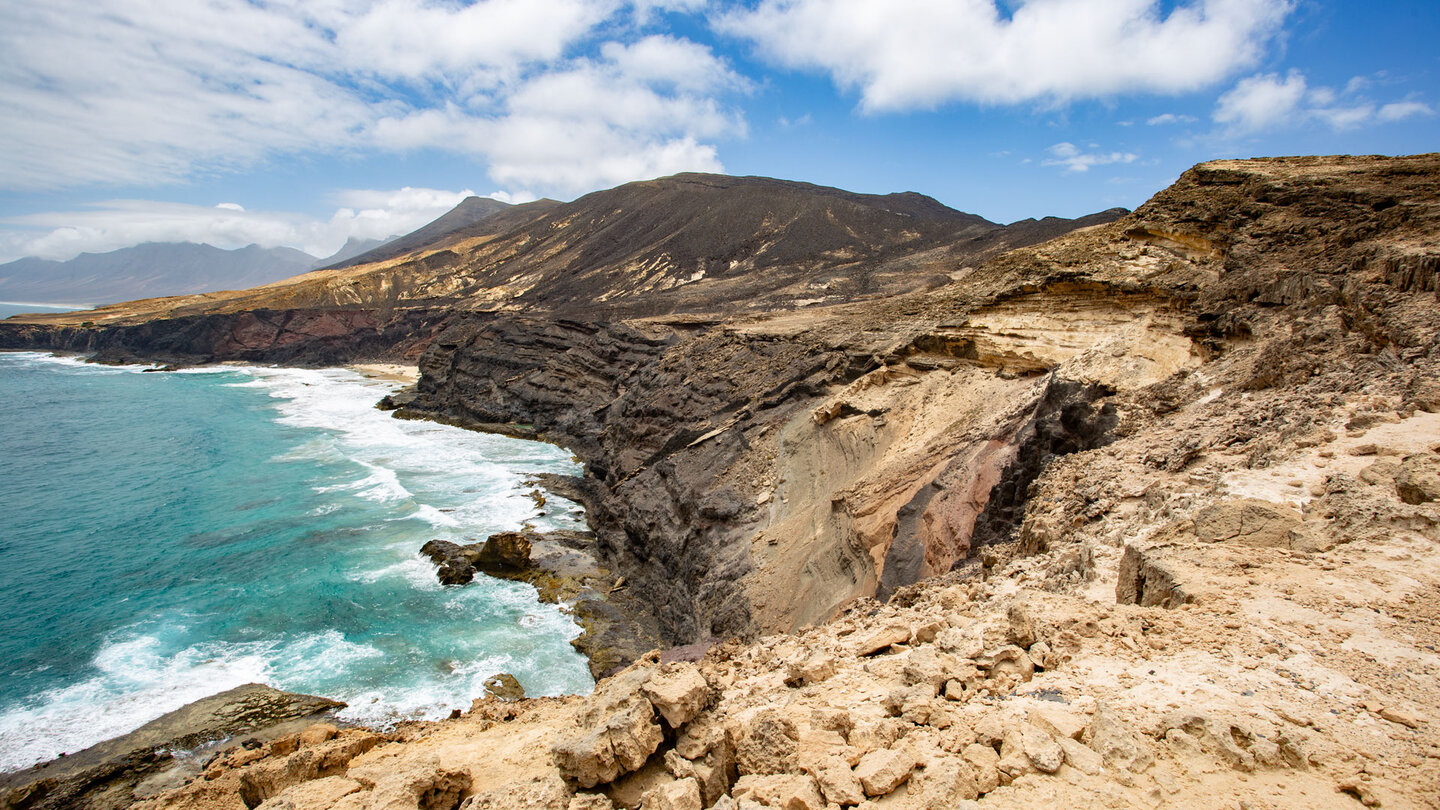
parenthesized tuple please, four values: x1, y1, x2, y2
(2, 155, 1439, 809)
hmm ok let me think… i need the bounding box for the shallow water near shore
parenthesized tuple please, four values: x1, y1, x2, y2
(0, 352, 594, 773)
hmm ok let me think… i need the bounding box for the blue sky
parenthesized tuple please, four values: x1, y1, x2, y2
(0, 0, 1435, 263)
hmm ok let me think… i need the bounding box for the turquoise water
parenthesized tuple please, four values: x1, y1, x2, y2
(0, 352, 593, 772)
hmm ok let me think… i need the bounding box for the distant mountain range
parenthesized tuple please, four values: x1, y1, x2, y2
(0, 195, 538, 307)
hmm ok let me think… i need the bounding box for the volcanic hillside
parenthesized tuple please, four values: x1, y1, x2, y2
(3, 174, 1121, 329)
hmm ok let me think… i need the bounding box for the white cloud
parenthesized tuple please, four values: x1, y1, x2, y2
(717, 0, 1294, 111)
(0, 187, 481, 263)
(1214, 71, 1434, 134)
(0, 1, 744, 195)
(1041, 142, 1138, 173)
(1378, 101, 1435, 123)
(1147, 113, 1198, 126)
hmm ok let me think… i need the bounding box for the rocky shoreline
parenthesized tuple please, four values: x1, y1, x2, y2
(2, 154, 1438, 807)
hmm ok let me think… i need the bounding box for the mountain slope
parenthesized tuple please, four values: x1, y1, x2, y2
(323, 196, 543, 270)
(40, 173, 1120, 324)
(0, 243, 318, 305)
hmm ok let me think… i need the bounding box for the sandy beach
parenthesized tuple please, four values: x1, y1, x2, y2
(346, 362, 419, 385)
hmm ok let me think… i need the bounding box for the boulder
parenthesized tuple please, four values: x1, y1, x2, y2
(853, 747, 917, 797)
(849, 623, 911, 656)
(239, 732, 384, 808)
(731, 774, 826, 810)
(363, 757, 470, 810)
(552, 696, 664, 788)
(255, 777, 362, 810)
(961, 745, 1000, 795)
(1088, 705, 1153, 774)
(1396, 454, 1440, 504)
(639, 777, 702, 810)
(419, 539, 476, 586)
(476, 531, 534, 570)
(483, 673, 526, 701)
(1019, 723, 1064, 774)
(641, 663, 710, 729)
(735, 710, 799, 776)
(461, 775, 573, 809)
(811, 757, 865, 806)
(1192, 499, 1302, 548)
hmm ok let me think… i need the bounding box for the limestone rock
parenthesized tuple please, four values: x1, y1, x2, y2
(1089, 705, 1154, 774)
(935, 626, 985, 659)
(552, 696, 663, 788)
(1192, 499, 1302, 548)
(365, 758, 471, 810)
(639, 777, 702, 810)
(735, 710, 800, 776)
(962, 744, 1001, 795)
(731, 774, 825, 810)
(1056, 737, 1103, 775)
(641, 663, 710, 729)
(1396, 454, 1440, 504)
(1116, 543, 1192, 608)
(849, 623, 910, 656)
(460, 775, 572, 809)
(255, 777, 362, 810)
(853, 747, 917, 797)
(239, 731, 384, 808)
(810, 756, 865, 806)
(1020, 723, 1064, 774)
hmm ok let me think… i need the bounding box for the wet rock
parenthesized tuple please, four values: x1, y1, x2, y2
(420, 540, 476, 586)
(476, 531, 534, 570)
(640, 663, 710, 729)
(483, 673, 526, 701)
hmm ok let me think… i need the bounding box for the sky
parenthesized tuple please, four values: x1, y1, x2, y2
(0, 0, 1435, 264)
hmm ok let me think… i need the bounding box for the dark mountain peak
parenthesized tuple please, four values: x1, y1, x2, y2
(326, 195, 519, 270)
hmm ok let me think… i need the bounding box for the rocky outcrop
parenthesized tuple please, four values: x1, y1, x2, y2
(0, 685, 345, 810)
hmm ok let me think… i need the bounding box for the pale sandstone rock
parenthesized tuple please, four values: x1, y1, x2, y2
(735, 710, 800, 776)
(639, 777, 702, 810)
(810, 756, 865, 806)
(366, 757, 470, 810)
(731, 773, 825, 810)
(568, 794, 615, 810)
(1019, 723, 1064, 774)
(853, 747, 917, 797)
(1026, 702, 1089, 741)
(1396, 454, 1440, 504)
(1378, 705, 1422, 729)
(908, 755, 981, 805)
(935, 626, 984, 659)
(961, 745, 1000, 794)
(255, 776, 362, 810)
(849, 623, 910, 657)
(1192, 499, 1302, 548)
(1056, 737, 1103, 775)
(552, 696, 664, 788)
(1089, 705, 1153, 774)
(239, 731, 383, 807)
(1007, 601, 1038, 648)
(297, 723, 338, 748)
(641, 663, 710, 729)
(461, 774, 570, 809)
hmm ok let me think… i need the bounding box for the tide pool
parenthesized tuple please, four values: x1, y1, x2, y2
(0, 352, 593, 773)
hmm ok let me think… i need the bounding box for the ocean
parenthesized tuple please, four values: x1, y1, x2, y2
(0, 352, 594, 773)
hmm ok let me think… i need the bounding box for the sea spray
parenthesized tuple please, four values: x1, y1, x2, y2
(0, 353, 593, 773)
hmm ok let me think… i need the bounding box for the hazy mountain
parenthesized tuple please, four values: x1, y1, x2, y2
(314, 237, 390, 268)
(323, 196, 541, 269)
(0, 242, 320, 305)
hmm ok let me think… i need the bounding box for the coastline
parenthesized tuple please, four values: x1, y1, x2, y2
(0, 354, 632, 785)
